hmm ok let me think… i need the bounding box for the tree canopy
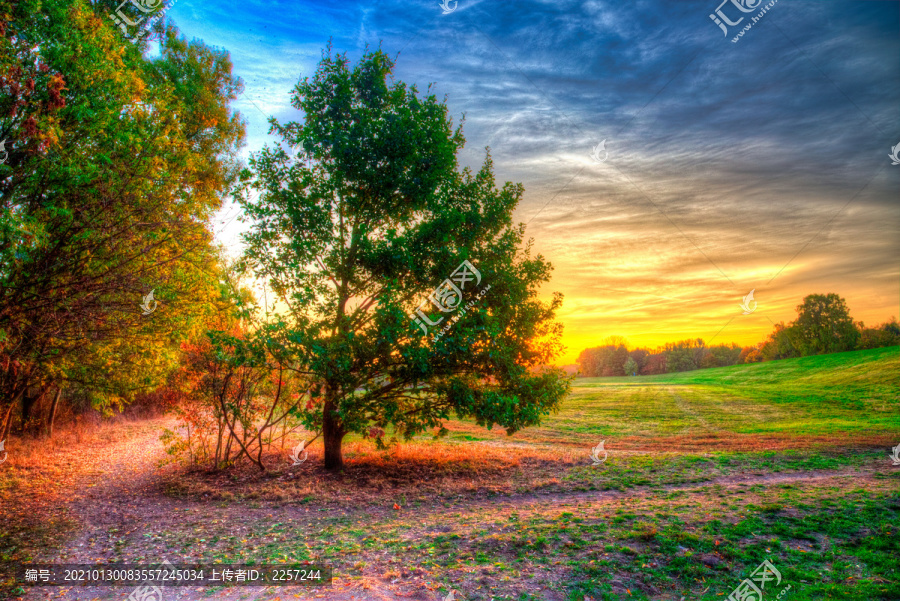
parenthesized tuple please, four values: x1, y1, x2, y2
(791, 293, 859, 355)
(0, 0, 246, 439)
(235, 45, 570, 470)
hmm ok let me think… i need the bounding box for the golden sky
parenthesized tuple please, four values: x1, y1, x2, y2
(204, 0, 899, 366)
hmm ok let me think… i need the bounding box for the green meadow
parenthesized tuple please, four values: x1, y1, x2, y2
(3, 347, 898, 600)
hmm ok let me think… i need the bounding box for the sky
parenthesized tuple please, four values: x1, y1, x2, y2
(164, 0, 899, 365)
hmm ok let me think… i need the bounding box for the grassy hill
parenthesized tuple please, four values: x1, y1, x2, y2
(434, 347, 900, 446)
(581, 345, 899, 390)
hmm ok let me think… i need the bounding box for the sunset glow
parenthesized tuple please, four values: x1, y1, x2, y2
(191, 0, 899, 365)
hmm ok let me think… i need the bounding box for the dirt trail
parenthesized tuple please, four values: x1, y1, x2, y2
(14, 419, 888, 601)
(16, 421, 413, 601)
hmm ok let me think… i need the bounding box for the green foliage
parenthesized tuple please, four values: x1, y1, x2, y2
(623, 356, 638, 376)
(703, 343, 742, 368)
(791, 293, 859, 355)
(759, 321, 800, 361)
(664, 338, 706, 373)
(627, 348, 649, 372)
(235, 45, 569, 468)
(857, 317, 900, 350)
(0, 0, 246, 431)
(577, 338, 629, 377)
(580, 293, 891, 377)
(579, 340, 742, 377)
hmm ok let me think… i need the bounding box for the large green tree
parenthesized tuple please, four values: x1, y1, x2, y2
(0, 0, 245, 439)
(791, 293, 859, 355)
(236, 46, 570, 470)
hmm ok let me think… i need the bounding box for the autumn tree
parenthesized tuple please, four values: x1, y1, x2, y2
(576, 337, 630, 377)
(0, 1, 245, 441)
(576, 347, 602, 377)
(628, 348, 650, 373)
(737, 345, 762, 364)
(236, 46, 570, 470)
(640, 352, 667, 375)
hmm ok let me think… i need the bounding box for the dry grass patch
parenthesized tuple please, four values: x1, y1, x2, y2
(159, 437, 585, 506)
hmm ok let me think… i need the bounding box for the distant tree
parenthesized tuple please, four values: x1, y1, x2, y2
(791, 293, 859, 355)
(737, 345, 762, 364)
(641, 352, 667, 375)
(602, 335, 629, 348)
(857, 317, 900, 350)
(704, 343, 742, 368)
(664, 338, 706, 373)
(699, 350, 718, 369)
(600, 344, 629, 377)
(759, 322, 800, 361)
(628, 348, 650, 373)
(576, 347, 603, 377)
(576, 339, 629, 377)
(744, 348, 764, 363)
(623, 357, 638, 376)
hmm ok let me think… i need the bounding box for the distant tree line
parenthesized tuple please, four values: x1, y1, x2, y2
(577, 293, 899, 377)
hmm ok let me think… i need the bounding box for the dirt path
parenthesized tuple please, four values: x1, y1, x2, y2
(15, 421, 412, 601)
(13, 420, 889, 601)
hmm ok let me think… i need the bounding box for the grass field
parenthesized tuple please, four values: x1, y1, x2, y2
(1, 347, 898, 600)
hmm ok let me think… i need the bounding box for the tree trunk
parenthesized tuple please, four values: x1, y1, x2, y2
(46, 387, 62, 439)
(21, 389, 38, 435)
(1, 401, 14, 442)
(322, 398, 345, 471)
(21, 383, 51, 436)
(1, 386, 26, 442)
(214, 417, 223, 468)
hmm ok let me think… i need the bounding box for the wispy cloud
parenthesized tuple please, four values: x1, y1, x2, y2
(171, 0, 900, 361)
